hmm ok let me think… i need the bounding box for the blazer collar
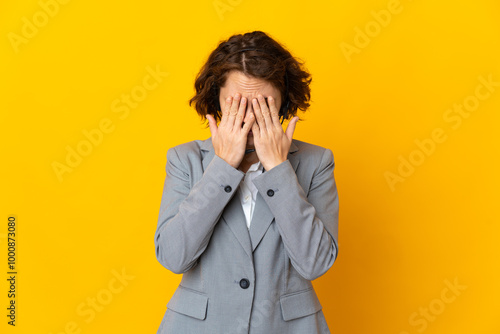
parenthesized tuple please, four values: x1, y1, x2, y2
(200, 137, 300, 259)
(200, 136, 299, 154)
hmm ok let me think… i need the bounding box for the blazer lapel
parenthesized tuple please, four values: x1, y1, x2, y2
(200, 137, 300, 257)
(248, 146, 299, 252)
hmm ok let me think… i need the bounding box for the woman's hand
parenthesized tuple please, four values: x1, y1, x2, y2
(251, 94, 299, 171)
(207, 93, 255, 169)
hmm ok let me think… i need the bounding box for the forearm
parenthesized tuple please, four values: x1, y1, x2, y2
(252, 151, 339, 280)
(155, 151, 244, 274)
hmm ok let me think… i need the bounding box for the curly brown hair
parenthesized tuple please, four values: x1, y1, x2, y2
(189, 31, 312, 128)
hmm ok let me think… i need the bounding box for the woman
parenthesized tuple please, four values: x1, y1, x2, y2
(154, 31, 339, 334)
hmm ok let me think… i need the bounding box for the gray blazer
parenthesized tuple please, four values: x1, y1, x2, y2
(154, 136, 339, 334)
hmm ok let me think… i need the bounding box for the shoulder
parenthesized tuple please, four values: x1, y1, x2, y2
(167, 139, 204, 154)
(165, 139, 206, 165)
(290, 139, 336, 177)
(292, 138, 335, 166)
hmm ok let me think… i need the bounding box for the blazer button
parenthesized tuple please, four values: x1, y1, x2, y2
(266, 189, 274, 197)
(239, 278, 250, 289)
(224, 185, 232, 193)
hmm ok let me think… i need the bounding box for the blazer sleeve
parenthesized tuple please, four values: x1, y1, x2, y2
(154, 147, 245, 274)
(252, 148, 339, 281)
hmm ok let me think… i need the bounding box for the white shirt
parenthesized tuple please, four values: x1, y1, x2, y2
(237, 160, 264, 230)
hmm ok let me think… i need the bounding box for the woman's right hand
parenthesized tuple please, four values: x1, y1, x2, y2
(206, 93, 255, 169)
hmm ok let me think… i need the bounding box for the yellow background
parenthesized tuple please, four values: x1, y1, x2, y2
(1, 0, 499, 333)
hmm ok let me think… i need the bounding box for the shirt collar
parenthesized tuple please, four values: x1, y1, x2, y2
(247, 160, 263, 173)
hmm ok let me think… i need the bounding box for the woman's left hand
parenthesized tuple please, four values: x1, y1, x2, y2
(251, 94, 299, 171)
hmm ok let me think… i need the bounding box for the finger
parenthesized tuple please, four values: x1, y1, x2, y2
(252, 97, 266, 132)
(285, 116, 299, 142)
(251, 115, 259, 136)
(207, 114, 218, 137)
(234, 96, 247, 130)
(219, 96, 232, 128)
(267, 96, 281, 129)
(227, 93, 241, 128)
(257, 94, 273, 130)
(242, 110, 255, 133)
